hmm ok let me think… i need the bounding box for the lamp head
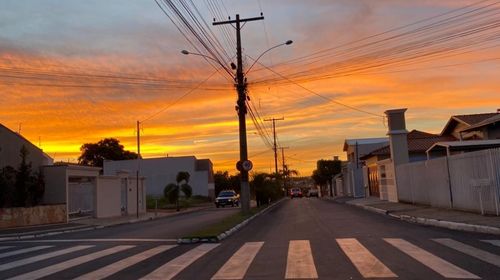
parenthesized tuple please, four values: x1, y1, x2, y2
(285, 40, 293, 45)
(181, 50, 190, 55)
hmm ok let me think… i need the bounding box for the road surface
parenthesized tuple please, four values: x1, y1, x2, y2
(1, 198, 499, 279)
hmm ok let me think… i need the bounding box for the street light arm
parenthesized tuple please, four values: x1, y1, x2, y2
(181, 50, 233, 77)
(245, 40, 293, 75)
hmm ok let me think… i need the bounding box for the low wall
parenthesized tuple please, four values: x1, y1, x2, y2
(0, 204, 67, 229)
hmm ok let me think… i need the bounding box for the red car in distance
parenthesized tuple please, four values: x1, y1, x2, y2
(290, 188, 303, 198)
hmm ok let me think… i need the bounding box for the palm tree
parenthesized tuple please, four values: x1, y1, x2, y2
(164, 171, 193, 211)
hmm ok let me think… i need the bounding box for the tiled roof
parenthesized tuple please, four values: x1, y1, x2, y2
(453, 113, 499, 125)
(461, 114, 500, 132)
(361, 130, 456, 159)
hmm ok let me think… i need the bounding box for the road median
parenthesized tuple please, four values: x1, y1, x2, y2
(178, 198, 285, 244)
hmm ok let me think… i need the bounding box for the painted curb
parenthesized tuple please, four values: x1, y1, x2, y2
(341, 200, 500, 236)
(177, 198, 286, 244)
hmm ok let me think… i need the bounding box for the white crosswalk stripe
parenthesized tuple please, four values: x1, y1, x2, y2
(0, 246, 52, 259)
(434, 238, 500, 268)
(7, 245, 134, 280)
(285, 240, 318, 279)
(74, 245, 176, 280)
(0, 238, 497, 279)
(212, 241, 264, 280)
(0, 245, 93, 272)
(141, 243, 219, 280)
(337, 238, 397, 278)
(482, 240, 500, 247)
(0, 246, 14, 251)
(384, 238, 480, 279)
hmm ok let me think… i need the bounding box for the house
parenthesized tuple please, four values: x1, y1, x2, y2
(42, 164, 146, 220)
(103, 156, 215, 199)
(441, 111, 500, 140)
(427, 139, 500, 158)
(341, 138, 389, 197)
(0, 123, 53, 170)
(360, 130, 456, 197)
(460, 113, 500, 140)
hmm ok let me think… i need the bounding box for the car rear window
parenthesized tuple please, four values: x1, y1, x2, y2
(219, 191, 235, 197)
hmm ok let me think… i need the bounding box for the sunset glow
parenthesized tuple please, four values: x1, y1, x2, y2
(1, 0, 499, 175)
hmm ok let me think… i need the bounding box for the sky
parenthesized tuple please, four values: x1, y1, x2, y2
(1, 0, 499, 175)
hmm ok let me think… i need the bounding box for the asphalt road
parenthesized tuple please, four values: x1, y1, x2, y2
(1, 198, 499, 279)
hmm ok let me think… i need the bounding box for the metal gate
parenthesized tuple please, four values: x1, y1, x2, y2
(68, 181, 95, 216)
(368, 166, 380, 197)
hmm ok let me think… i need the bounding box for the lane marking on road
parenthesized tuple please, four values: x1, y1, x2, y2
(285, 240, 318, 279)
(0, 246, 52, 259)
(337, 238, 397, 278)
(4, 238, 177, 243)
(74, 245, 176, 280)
(384, 238, 479, 279)
(141, 243, 220, 280)
(482, 240, 500, 247)
(7, 245, 134, 280)
(211, 241, 264, 280)
(0, 245, 93, 272)
(433, 238, 500, 268)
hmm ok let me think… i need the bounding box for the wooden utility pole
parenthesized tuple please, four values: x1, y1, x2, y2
(213, 14, 264, 214)
(136, 120, 141, 219)
(264, 117, 284, 175)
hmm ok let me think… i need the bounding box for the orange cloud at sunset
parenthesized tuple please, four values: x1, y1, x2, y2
(1, 0, 499, 176)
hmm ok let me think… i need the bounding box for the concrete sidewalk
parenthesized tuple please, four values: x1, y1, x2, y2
(331, 196, 500, 235)
(0, 205, 213, 241)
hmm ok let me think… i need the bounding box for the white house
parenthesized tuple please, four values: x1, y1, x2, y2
(103, 156, 215, 199)
(43, 164, 146, 220)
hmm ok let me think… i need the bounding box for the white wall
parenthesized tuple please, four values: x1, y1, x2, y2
(126, 177, 146, 215)
(104, 157, 211, 197)
(42, 166, 68, 205)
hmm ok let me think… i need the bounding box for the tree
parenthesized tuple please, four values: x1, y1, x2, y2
(12, 146, 45, 207)
(78, 138, 138, 167)
(0, 166, 16, 208)
(311, 159, 342, 196)
(251, 172, 283, 206)
(164, 171, 193, 211)
(213, 171, 240, 196)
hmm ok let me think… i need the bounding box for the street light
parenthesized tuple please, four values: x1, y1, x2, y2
(245, 40, 293, 74)
(181, 39, 292, 214)
(181, 50, 233, 76)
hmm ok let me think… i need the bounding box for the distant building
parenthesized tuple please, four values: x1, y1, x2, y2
(0, 123, 53, 170)
(103, 156, 215, 199)
(342, 137, 389, 197)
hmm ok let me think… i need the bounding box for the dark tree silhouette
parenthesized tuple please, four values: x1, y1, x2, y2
(78, 138, 138, 167)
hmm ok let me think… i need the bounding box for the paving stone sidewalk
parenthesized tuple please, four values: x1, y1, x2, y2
(331, 196, 500, 235)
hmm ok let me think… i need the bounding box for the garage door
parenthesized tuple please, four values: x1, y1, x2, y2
(68, 182, 95, 215)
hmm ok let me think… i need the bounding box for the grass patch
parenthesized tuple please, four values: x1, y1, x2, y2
(186, 206, 266, 238)
(146, 195, 211, 210)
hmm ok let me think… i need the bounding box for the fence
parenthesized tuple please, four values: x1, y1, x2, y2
(396, 148, 500, 215)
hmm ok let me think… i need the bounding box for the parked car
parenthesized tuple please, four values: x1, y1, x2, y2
(307, 188, 319, 197)
(290, 188, 303, 198)
(215, 190, 240, 208)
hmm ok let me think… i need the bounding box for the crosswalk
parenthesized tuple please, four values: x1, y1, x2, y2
(0, 238, 498, 279)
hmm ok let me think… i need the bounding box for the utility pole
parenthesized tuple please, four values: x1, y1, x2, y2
(264, 117, 284, 175)
(136, 120, 141, 219)
(214, 14, 264, 214)
(280, 146, 289, 196)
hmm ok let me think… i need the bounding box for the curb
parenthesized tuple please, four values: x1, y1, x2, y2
(339, 200, 500, 236)
(178, 198, 286, 244)
(0, 206, 214, 242)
